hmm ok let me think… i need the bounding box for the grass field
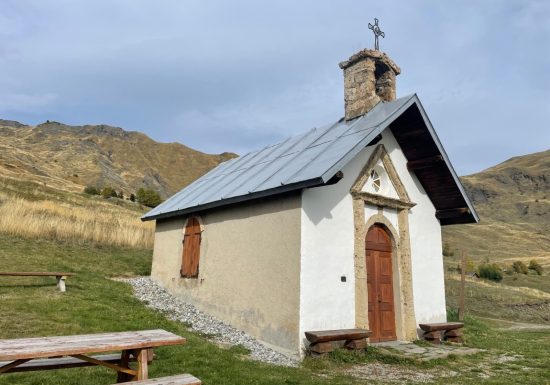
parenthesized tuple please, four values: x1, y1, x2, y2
(0, 176, 154, 248)
(0, 233, 549, 385)
(445, 273, 550, 324)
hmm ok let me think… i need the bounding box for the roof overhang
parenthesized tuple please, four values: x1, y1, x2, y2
(141, 177, 323, 222)
(389, 95, 479, 225)
(142, 94, 478, 225)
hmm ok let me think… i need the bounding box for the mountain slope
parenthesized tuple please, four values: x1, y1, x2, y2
(443, 149, 550, 266)
(0, 119, 236, 198)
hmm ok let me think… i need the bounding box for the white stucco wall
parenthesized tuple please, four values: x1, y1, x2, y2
(299, 144, 374, 349)
(380, 132, 447, 325)
(300, 128, 446, 349)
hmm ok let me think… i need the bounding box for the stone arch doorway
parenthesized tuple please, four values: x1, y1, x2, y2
(366, 224, 397, 342)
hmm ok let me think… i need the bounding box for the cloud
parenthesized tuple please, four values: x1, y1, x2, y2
(0, 0, 548, 175)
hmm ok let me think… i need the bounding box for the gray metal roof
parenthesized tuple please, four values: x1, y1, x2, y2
(142, 94, 478, 223)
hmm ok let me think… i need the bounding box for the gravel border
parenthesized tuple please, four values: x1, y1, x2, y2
(119, 276, 299, 367)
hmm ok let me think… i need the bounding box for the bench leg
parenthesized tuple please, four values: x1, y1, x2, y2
(56, 276, 67, 292)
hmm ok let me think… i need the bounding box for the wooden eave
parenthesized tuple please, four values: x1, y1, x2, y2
(389, 100, 479, 225)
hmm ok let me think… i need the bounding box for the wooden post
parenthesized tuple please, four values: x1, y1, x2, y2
(459, 250, 466, 321)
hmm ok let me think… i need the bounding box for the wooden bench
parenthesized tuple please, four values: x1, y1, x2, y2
(0, 353, 148, 373)
(0, 271, 75, 292)
(419, 322, 464, 344)
(119, 374, 201, 384)
(305, 329, 372, 354)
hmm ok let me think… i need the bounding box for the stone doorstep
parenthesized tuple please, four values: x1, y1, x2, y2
(371, 340, 483, 361)
(308, 339, 483, 361)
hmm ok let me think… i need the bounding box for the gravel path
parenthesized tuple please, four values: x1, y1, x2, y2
(120, 276, 299, 367)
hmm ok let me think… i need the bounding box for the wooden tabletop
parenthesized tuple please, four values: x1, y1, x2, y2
(0, 329, 185, 361)
(0, 272, 75, 276)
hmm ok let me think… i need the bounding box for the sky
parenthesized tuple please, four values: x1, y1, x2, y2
(0, 0, 548, 175)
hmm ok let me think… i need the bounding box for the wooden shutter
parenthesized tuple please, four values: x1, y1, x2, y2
(181, 217, 201, 278)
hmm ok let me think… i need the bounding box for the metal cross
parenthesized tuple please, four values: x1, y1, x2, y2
(368, 18, 385, 50)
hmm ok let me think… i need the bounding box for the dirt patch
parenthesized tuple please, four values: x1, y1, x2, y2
(346, 363, 458, 383)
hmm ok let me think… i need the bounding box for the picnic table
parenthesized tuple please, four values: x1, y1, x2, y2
(0, 329, 186, 382)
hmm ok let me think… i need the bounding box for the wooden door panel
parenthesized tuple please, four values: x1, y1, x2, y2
(365, 225, 396, 342)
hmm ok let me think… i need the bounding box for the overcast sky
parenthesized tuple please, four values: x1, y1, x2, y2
(1, 0, 548, 175)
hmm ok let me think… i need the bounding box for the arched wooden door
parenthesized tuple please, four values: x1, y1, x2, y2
(366, 224, 397, 342)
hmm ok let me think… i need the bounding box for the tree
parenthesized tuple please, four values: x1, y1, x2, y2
(136, 188, 162, 208)
(129, 193, 136, 202)
(528, 260, 543, 276)
(101, 186, 118, 199)
(83, 186, 100, 195)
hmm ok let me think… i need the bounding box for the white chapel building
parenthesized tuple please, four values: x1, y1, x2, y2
(142, 48, 479, 357)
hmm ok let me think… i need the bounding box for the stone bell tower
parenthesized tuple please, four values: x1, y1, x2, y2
(339, 49, 401, 121)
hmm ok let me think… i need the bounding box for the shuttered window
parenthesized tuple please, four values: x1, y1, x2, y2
(181, 217, 201, 278)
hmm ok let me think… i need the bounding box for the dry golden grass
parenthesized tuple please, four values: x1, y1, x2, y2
(447, 273, 550, 300)
(0, 179, 154, 249)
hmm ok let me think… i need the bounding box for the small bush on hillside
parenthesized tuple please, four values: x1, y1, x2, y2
(83, 186, 100, 195)
(512, 260, 529, 275)
(129, 193, 136, 202)
(136, 188, 162, 208)
(455, 255, 475, 274)
(443, 242, 454, 257)
(528, 260, 543, 275)
(478, 263, 503, 282)
(101, 186, 118, 199)
(117, 191, 124, 199)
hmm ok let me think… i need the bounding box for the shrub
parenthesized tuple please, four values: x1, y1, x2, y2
(117, 191, 124, 199)
(136, 188, 162, 208)
(512, 260, 529, 275)
(129, 193, 136, 202)
(478, 263, 503, 282)
(443, 242, 454, 257)
(101, 186, 118, 199)
(455, 256, 475, 274)
(83, 186, 100, 195)
(528, 260, 543, 275)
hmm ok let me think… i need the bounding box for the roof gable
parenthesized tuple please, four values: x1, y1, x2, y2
(143, 94, 478, 225)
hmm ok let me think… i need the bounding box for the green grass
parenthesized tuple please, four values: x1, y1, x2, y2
(0, 234, 355, 385)
(0, 233, 549, 384)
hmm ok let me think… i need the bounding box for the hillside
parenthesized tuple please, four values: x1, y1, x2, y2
(0, 119, 236, 198)
(443, 149, 550, 267)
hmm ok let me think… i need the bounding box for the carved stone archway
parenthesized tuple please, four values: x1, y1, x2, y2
(352, 144, 417, 341)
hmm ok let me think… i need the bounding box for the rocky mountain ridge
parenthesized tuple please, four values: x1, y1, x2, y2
(443, 149, 550, 264)
(0, 119, 236, 198)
